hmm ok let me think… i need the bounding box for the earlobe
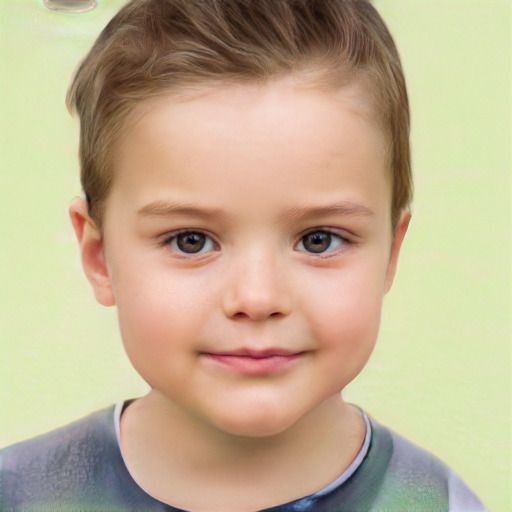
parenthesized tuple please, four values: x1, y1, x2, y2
(69, 197, 115, 307)
(384, 212, 411, 294)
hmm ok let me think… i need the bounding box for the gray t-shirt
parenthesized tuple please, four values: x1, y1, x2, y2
(0, 402, 486, 511)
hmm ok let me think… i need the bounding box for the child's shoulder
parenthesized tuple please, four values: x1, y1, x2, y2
(0, 403, 163, 511)
(363, 414, 486, 511)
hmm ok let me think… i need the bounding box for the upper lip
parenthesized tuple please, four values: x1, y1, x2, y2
(203, 348, 305, 358)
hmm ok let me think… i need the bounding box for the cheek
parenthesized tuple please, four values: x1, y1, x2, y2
(316, 296, 382, 352)
(116, 299, 172, 384)
(111, 269, 206, 374)
(304, 266, 386, 364)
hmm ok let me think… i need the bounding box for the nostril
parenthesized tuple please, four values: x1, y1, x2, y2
(231, 309, 284, 321)
(43, 0, 97, 14)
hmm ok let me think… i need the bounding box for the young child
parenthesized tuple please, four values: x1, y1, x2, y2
(0, 1, 486, 510)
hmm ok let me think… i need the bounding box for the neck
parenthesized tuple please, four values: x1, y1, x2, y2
(120, 390, 365, 512)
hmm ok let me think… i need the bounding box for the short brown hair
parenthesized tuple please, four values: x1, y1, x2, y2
(67, 0, 411, 229)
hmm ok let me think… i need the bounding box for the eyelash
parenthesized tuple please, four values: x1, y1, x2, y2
(295, 229, 351, 256)
(160, 228, 352, 257)
(161, 230, 219, 256)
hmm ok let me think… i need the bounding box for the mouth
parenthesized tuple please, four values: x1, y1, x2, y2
(201, 348, 307, 376)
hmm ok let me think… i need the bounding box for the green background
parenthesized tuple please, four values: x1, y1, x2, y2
(0, 1, 510, 510)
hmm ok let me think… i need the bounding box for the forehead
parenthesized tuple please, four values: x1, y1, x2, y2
(108, 79, 391, 221)
(121, 77, 385, 160)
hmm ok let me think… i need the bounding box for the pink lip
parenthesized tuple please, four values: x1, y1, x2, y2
(202, 348, 306, 376)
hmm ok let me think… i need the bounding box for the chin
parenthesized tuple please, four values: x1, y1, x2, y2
(209, 406, 302, 439)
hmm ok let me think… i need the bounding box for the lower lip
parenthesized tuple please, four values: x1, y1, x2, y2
(202, 353, 305, 376)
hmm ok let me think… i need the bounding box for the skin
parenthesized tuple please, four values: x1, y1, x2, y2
(70, 78, 410, 512)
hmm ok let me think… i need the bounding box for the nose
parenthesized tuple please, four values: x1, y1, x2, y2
(221, 252, 292, 321)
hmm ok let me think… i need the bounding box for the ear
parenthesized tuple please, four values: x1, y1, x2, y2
(69, 197, 115, 307)
(384, 212, 411, 294)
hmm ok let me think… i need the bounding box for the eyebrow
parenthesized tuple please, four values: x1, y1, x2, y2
(137, 200, 374, 222)
(279, 202, 375, 224)
(137, 200, 225, 219)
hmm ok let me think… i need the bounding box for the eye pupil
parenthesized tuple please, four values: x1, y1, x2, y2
(176, 232, 206, 253)
(303, 232, 331, 253)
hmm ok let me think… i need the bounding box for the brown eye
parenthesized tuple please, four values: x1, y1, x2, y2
(298, 231, 344, 254)
(173, 232, 209, 254)
(302, 232, 331, 253)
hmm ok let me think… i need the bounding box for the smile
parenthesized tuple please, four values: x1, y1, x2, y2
(201, 348, 307, 376)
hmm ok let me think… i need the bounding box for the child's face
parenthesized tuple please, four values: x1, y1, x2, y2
(73, 79, 408, 437)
